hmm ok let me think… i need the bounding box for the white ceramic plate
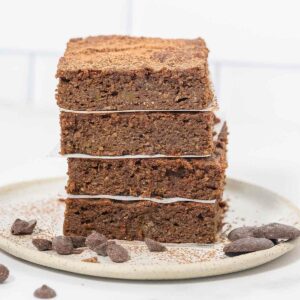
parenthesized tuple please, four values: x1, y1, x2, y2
(0, 177, 299, 280)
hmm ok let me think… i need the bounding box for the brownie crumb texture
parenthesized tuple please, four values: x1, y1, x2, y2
(67, 157, 227, 200)
(60, 111, 215, 156)
(63, 198, 223, 243)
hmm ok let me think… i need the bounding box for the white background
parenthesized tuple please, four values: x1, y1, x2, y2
(0, 0, 300, 299)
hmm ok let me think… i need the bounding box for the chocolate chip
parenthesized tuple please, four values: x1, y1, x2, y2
(145, 238, 167, 252)
(253, 223, 300, 240)
(70, 236, 86, 248)
(227, 226, 257, 241)
(32, 239, 52, 251)
(0, 264, 9, 283)
(34, 285, 56, 298)
(107, 243, 130, 263)
(85, 231, 107, 249)
(52, 236, 73, 255)
(93, 241, 115, 256)
(11, 218, 37, 235)
(224, 237, 274, 255)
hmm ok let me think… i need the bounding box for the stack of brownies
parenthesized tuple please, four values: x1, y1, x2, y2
(56, 35, 228, 243)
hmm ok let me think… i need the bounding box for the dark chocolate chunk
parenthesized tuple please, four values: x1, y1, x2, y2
(227, 226, 257, 241)
(34, 285, 56, 298)
(85, 231, 107, 249)
(52, 236, 73, 255)
(32, 239, 52, 251)
(253, 223, 300, 240)
(0, 264, 9, 283)
(145, 238, 167, 252)
(107, 243, 130, 263)
(224, 237, 274, 255)
(11, 218, 37, 235)
(70, 236, 86, 248)
(93, 241, 115, 256)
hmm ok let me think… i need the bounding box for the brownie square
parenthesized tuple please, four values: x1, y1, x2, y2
(63, 198, 225, 243)
(56, 35, 215, 111)
(60, 111, 215, 156)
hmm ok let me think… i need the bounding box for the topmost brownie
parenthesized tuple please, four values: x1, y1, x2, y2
(56, 35, 215, 111)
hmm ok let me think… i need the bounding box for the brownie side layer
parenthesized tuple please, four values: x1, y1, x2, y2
(60, 111, 214, 156)
(56, 35, 214, 111)
(66, 123, 228, 199)
(63, 198, 224, 243)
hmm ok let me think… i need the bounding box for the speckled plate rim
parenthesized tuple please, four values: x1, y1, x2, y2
(0, 177, 300, 280)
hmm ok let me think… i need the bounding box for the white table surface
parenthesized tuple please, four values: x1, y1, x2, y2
(0, 105, 300, 299)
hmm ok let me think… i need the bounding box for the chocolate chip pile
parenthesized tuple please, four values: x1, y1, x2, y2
(224, 223, 300, 255)
(3, 217, 300, 296)
(84, 230, 131, 262)
(9, 217, 300, 261)
(3, 217, 168, 297)
(10, 218, 167, 264)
